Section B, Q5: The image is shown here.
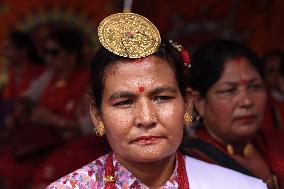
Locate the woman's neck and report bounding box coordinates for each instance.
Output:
[205,126,250,152]
[115,153,176,188]
[55,66,75,80]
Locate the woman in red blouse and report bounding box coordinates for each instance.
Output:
[0,29,98,189]
[181,40,284,189]
[0,31,44,129]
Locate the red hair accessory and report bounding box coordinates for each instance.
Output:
[169,40,191,68]
[181,48,190,67]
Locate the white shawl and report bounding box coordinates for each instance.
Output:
[185,156,268,189]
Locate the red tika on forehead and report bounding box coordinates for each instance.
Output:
[131,58,144,64]
[234,57,248,84]
[240,79,248,85]
[139,86,144,93]
[234,57,243,64]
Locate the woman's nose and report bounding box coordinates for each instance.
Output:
[134,101,157,128]
[239,89,253,108]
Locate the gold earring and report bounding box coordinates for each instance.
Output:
[184,112,192,126]
[94,121,105,137]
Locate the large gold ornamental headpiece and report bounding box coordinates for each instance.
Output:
[98,13,161,58]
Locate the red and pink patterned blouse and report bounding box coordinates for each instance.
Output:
[47,153,180,189]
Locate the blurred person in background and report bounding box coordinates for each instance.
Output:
[0,30,44,100]
[262,51,284,104]
[261,50,284,130]
[0,28,102,189]
[181,40,284,189]
[260,50,284,160]
[29,28,106,189]
[0,30,44,129]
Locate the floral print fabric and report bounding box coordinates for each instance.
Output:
[47,153,180,189]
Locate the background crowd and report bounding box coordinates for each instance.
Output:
[0,0,283,189]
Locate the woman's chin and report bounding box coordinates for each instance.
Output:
[233,125,259,140]
[119,148,176,164]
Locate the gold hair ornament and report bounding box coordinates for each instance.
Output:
[98,13,161,58]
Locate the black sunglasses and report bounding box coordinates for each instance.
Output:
[43,48,61,57]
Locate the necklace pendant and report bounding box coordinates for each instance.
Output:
[226,143,254,158]
[243,143,254,158]
[226,144,234,156]
[104,175,116,182]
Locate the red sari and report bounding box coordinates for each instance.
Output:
[261,93,284,157]
[39,68,90,118]
[0,68,91,189]
[2,64,44,100]
[30,69,109,188]
[0,64,44,129]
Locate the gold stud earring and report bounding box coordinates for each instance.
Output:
[184,112,192,126]
[94,121,105,137]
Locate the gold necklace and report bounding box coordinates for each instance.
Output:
[226,143,254,158]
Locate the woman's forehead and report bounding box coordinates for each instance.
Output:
[102,56,177,90]
[218,58,261,82]
[105,56,170,75]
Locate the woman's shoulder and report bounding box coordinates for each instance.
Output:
[184,155,267,189]
[46,154,108,188]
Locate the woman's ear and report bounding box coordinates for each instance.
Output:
[194,93,205,118]
[184,88,194,114]
[90,101,102,127]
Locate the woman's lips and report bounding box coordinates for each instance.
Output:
[234,115,256,124]
[132,136,162,144]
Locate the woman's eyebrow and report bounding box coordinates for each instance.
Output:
[219,77,262,87]
[109,86,177,101]
[109,91,135,101]
[149,86,177,96]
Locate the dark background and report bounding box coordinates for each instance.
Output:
[0,0,283,56]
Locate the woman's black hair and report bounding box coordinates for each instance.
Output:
[46,28,83,64]
[8,30,42,64]
[90,37,190,111]
[189,39,262,97]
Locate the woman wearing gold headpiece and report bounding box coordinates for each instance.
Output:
[180,40,283,189]
[47,13,267,189]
